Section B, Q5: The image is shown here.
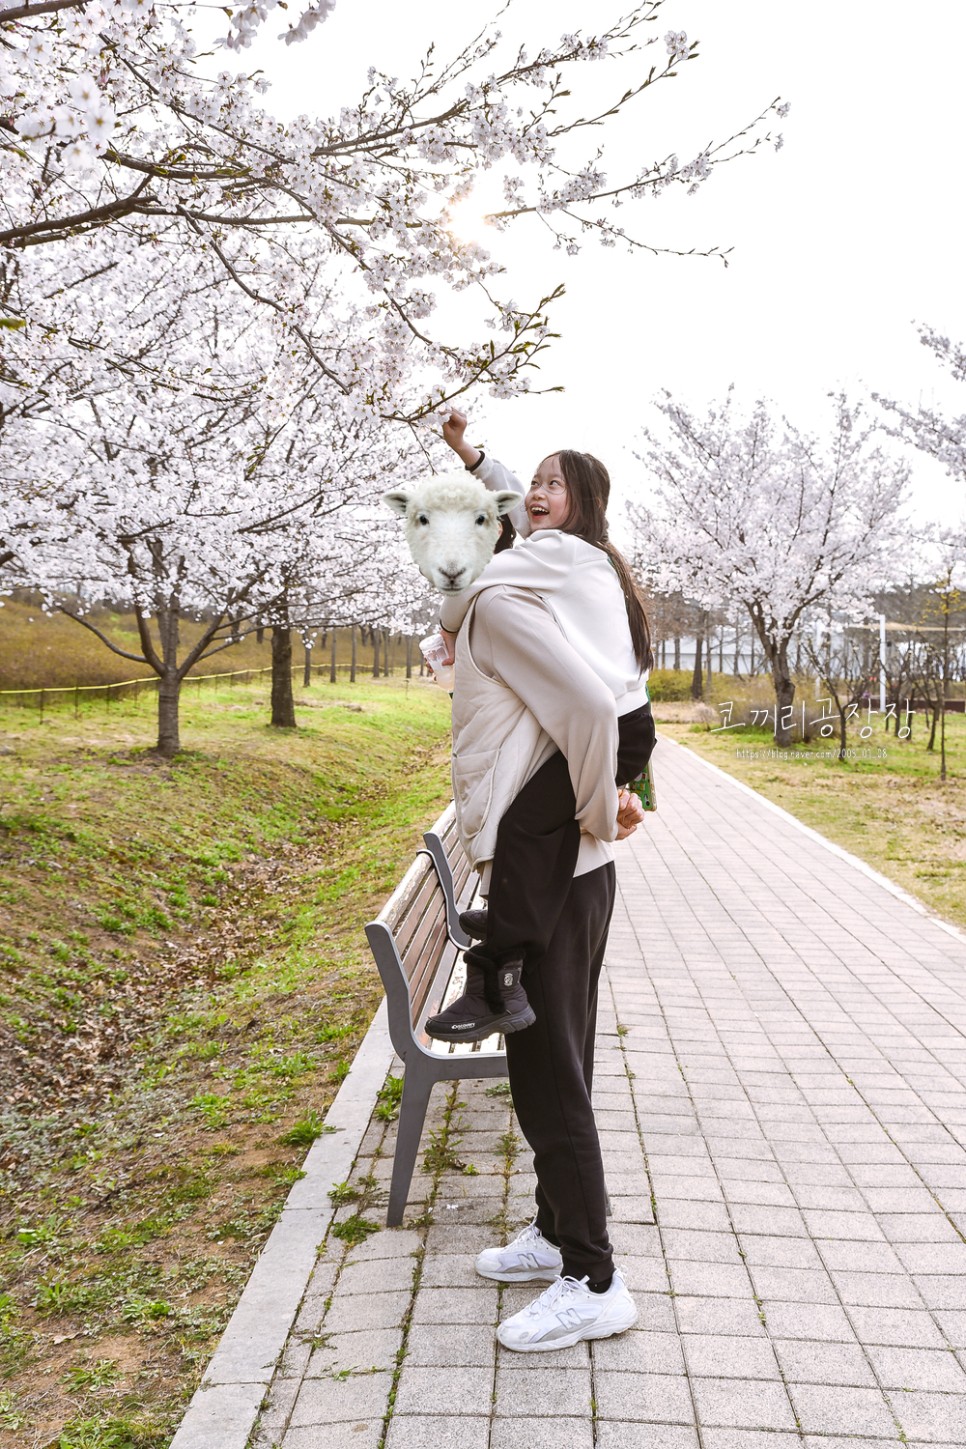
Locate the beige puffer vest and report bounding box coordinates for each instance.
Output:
[450,596,556,871]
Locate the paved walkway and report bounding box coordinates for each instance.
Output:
[175,736,966,1449]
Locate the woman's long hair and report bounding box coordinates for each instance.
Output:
[549,450,653,674]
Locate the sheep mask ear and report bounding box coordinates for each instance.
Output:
[494,491,519,517]
[382,489,412,516]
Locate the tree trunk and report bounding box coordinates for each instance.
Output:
[718,630,724,672]
[271,626,296,728]
[405,635,414,680]
[382,630,391,677]
[372,629,380,678]
[303,642,312,688]
[768,642,796,746]
[330,627,338,684]
[705,629,713,691]
[156,673,182,758]
[350,626,357,683]
[673,636,681,670]
[838,704,848,762]
[690,634,704,700]
[749,634,756,674]
[927,707,938,752]
[256,626,264,645]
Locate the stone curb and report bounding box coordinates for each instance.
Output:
[168,998,395,1449]
[669,734,966,948]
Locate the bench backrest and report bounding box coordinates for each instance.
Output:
[365,849,460,1061]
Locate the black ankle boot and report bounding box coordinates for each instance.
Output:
[458,906,488,940]
[425,956,535,1043]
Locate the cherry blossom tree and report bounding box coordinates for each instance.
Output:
[630,392,909,744]
[2,1,789,420]
[876,327,966,489]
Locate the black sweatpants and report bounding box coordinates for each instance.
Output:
[504,861,617,1282]
[470,704,655,972]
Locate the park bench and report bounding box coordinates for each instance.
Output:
[364,803,508,1226]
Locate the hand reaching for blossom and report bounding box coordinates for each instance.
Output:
[442,409,482,470]
[615,787,646,840]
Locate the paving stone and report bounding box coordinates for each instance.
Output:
[702,1434,801,1449]
[788,1382,899,1437]
[409,1287,498,1325]
[339,1256,417,1295]
[592,1370,695,1424]
[740,1234,823,1269]
[890,1390,966,1443]
[384,1416,490,1449]
[305,1327,402,1375]
[493,1364,592,1416]
[654,1200,733,1232]
[668,1261,752,1298]
[280,1423,383,1449]
[392,1365,492,1417]
[773,1337,877,1386]
[749,1265,837,1304]
[848,1306,948,1348]
[867,1344,966,1392]
[289,1371,392,1427]
[592,1328,685,1374]
[662,1229,744,1264]
[816,1238,905,1273]
[320,1290,410,1335]
[403,1323,496,1368]
[830,1270,926,1308]
[760,1299,857,1342]
[675,1296,768,1337]
[691,1377,797,1431]
[682,1335,781,1380]
[594,1427,699,1449]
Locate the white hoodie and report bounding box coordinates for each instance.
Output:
[440,455,650,717]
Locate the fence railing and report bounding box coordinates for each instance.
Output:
[0,661,424,713]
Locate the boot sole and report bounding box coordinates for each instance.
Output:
[425,1005,536,1044]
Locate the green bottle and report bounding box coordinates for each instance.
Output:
[628,760,657,812]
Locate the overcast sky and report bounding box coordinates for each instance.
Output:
[230,0,964,531]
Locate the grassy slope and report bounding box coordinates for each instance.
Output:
[0,598,416,690]
[0,679,452,1449]
[657,709,966,932]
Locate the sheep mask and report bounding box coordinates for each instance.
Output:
[383,471,519,595]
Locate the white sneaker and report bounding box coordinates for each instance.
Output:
[496,1270,638,1352]
[475,1221,562,1283]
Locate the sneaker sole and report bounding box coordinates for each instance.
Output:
[475,1263,561,1284]
[496,1301,639,1352]
[425,1005,536,1044]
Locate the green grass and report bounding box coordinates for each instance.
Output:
[659,707,966,930]
[0,678,452,1449]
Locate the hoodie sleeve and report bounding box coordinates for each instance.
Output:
[439,529,575,633]
[470,585,619,844]
[472,455,532,538]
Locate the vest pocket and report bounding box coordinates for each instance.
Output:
[452,746,496,850]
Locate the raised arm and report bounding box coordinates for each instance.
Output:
[441,409,531,537]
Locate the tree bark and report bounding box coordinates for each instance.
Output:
[156,673,182,757]
[673,636,681,670]
[330,627,338,684]
[350,626,357,683]
[271,626,296,728]
[303,641,312,688]
[372,629,380,678]
[405,634,414,679]
[690,634,704,700]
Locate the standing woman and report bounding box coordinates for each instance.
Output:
[443,422,645,1350]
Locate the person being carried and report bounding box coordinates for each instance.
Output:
[425,410,656,1044]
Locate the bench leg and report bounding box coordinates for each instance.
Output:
[386,1068,434,1227]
